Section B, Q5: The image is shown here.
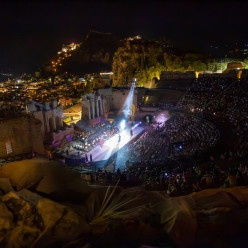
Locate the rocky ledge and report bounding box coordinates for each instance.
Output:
[0,158,248,248]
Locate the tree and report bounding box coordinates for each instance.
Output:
[216,62,227,71]
[192,60,207,72]
[112,46,135,86]
[243,58,248,69]
[206,60,228,72]
[163,53,184,72]
[183,53,201,70]
[207,61,217,71]
[113,41,210,87]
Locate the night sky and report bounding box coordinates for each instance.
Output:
[0,0,247,75]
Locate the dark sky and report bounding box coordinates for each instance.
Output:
[0,0,247,75]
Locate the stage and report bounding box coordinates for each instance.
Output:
[91,125,144,162]
[62,125,144,163]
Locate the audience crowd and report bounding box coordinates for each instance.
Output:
[61,121,120,154]
[177,77,233,111]
[177,77,248,161]
[107,112,219,164]
[207,79,248,159]
[83,154,248,196]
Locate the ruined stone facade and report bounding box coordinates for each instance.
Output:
[0,115,44,158]
[81,87,147,122]
[160,71,195,80]
[81,88,112,121]
[26,100,64,140]
[111,88,138,113]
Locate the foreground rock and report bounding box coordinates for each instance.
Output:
[0,189,91,248]
[0,158,92,202]
[0,159,248,247]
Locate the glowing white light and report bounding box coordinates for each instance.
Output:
[104,137,118,149]
[132,122,141,129]
[155,111,169,124]
[100,72,113,75]
[120,120,126,130]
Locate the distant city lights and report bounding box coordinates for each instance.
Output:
[127,35,142,41]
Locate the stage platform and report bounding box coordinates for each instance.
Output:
[62,125,144,163]
[90,126,144,162]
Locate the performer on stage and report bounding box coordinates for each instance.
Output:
[130,128,133,136]
[118,134,121,143]
[99,140,103,148]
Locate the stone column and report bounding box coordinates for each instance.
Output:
[82,100,91,120]
[52,117,56,131]
[99,97,103,116]
[96,99,99,117]
[102,98,105,117]
[43,111,49,134]
[91,99,95,119]
[60,117,63,128]
[88,101,91,120]
[58,107,63,128]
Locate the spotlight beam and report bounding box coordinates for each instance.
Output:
[122,83,135,119]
